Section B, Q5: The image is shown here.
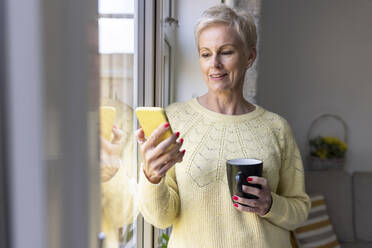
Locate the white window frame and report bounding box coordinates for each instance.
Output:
[137,0,177,247]
[136,0,156,247]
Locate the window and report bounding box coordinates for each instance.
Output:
[98,1,175,247]
[153,0,177,247]
[98,1,138,247]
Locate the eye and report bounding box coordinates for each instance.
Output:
[221,50,233,55]
[200,53,210,58]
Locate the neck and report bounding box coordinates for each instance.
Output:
[197,91,255,115]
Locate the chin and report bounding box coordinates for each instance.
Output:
[207,81,228,90]
[209,86,235,95]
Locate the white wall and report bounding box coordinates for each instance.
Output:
[173,0,219,102]
[257,0,372,172]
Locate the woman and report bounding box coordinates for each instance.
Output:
[136,4,310,247]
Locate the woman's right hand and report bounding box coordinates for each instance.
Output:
[100,125,124,183]
[135,122,185,184]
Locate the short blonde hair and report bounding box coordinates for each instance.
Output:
[194,4,257,53]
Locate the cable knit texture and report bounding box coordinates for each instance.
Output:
[138,98,310,248]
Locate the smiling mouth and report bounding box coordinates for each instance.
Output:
[210,73,228,79]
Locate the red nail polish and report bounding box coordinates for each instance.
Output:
[232,196,239,201]
[247,177,253,182]
[175,132,180,137]
[164,123,170,128]
[233,203,238,208]
[182,149,186,154]
[180,138,184,144]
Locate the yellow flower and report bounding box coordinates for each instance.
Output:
[316,149,328,159]
[322,137,347,149]
[322,136,341,145]
[310,136,347,159]
[340,142,347,152]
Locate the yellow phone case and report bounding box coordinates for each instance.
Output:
[100,106,116,141]
[135,107,173,144]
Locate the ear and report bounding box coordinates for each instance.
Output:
[245,47,257,69]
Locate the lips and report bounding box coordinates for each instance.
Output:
[209,73,228,79]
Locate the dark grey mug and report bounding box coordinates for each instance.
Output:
[226,158,263,202]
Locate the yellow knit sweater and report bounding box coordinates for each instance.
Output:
[138,98,310,248]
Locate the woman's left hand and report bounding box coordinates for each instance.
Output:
[232,176,273,216]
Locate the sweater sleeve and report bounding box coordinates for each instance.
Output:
[262,120,311,230]
[137,165,180,229]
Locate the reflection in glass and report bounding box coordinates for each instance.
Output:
[98,0,137,247]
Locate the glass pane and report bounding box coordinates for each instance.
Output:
[99,0,134,14]
[98,1,138,247]
[99,18,134,54]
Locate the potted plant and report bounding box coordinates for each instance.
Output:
[308,136,347,170]
[307,114,348,170]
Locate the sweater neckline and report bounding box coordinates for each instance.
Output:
[188,98,265,123]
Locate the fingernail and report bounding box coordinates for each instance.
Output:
[139,125,142,129]
[175,132,180,137]
[233,203,239,208]
[164,122,170,128]
[113,124,117,128]
[180,138,184,144]
[232,196,239,201]
[247,177,253,182]
[182,149,186,155]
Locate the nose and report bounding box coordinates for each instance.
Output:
[212,54,222,68]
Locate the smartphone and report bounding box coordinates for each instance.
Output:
[100,106,116,141]
[135,107,173,144]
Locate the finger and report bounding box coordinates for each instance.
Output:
[143,134,179,166]
[153,137,182,165]
[149,145,181,174]
[242,185,261,198]
[151,131,179,158]
[232,195,259,208]
[100,136,113,153]
[157,160,175,177]
[135,127,146,145]
[144,122,171,149]
[146,149,185,183]
[112,126,124,144]
[233,202,257,213]
[100,157,120,182]
[178,149,186,162]
[157,150,185,176]
[246,176,268,187]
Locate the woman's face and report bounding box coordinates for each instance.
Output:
[198,23,255,95]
